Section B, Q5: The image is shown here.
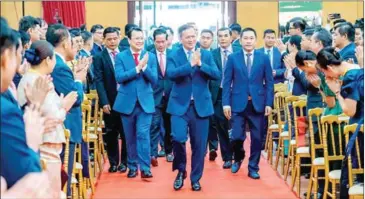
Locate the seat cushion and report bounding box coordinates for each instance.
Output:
[89,126,102,132]
[290,140,296,145]
[88,133,98,140]
[349,183,364,195]
[71,176,78,184]
[296,147,309,154]
[75,162,83,170]
[269,124,284,130]
[313,157,324,165]
[329,170,341,179]
[280,131,289,137]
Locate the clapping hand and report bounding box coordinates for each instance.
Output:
[356,46,364,68]
[24,76,52,106]
[275,39,286,53]
[283,53,296,70]
[23,103,45,152]
[137,53,149,72]
[190,48,202,67]
[306,74,321,88]
[325,78,342,94]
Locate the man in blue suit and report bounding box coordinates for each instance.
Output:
[113,27,158,179]
[47,24,87,197]
[333,22,358,63]
[208,27,240,168]
[257,29,286,83]
[90,24,104,56]
[223,27,274,180]
[166,24,220,191]
[149,28,174,165]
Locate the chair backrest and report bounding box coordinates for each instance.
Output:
[292,100,307,146]
[274,83,288,93]
[63,128,70,193]
[274,91,291,126]
[285,95,299,139]
[81,101,92,142]
[40,159,47,171]
[321,115,349,172]
[308,108,324,160]
[85,92,99,124]
[344,124,364,187]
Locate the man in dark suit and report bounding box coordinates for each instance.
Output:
[149,28,174,165]
[257,29,286,83]
[223,27,274,180]
[90,24,104,56]
[47,24,87,197]
[119,24,138,52]
[113,27,158,179]
[208,27,240,166]
[199,29,214,51]
[229,23,242,48]
[93,27,128,173]
[166,24,220,191]
[333,22,358,63]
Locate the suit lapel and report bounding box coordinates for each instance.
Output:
[238,50,248,78]
[102,49,115,73]
[124,49,138,70]
[250,50,260,79]
[216,48,223,71]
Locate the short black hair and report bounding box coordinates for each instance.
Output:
[229,23,242,33]
[290,20,306,32]
[150,25,157,30]
[166,27,174,35]
[125,24,138,35]
[303,28,315,37]
[103,27,119,38]
[334,22,355,42]
[80,24,87,32]
[90,24,104,33]
[19,30,30,47]
[81,31,93,43]
[69,28,81,37]
[240,27,257,38]
[46,24,70,47]
[114,27,121,31]
[263,29,276,38]
[317,47,342,70]
[217,27,232,36]
[295,50,316,66]
[36,18,47,27]
[201,29,213,37]
[333,19,347,27]
[19,16,40,32]
[24,40,54,66]
[289,35,302,50]
[127,27,143,39]
[178,24,194,37]
[153,28,168,40]
[313,28,333,48]
[1,18,20,54]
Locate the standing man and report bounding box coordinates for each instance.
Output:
[166,24,220,191]
[90,24,104,56]
[200,29,214,51]
[119,24,139,52]
[93,27,128,173]
[150,28,174,165]
[113,27,157,179]
[209,27,240,166]
[229,23,242,48]
[222,27,274,179]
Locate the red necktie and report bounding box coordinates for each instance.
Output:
[133,53,139,66]
[159,52,165,76]
[111,51,117,59]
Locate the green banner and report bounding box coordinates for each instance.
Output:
[279,1,322,12]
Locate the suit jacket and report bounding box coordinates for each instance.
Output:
[339,42,358,64]
[232,39,242,48]
[0,92,41,188]
[166,47,220,117]
[151,48,173,108]
[209,46,241,104]
[93,49,119,107]
[113,50,158,114]
[51,54,84,143]
[78,49,95,93]
[118,38,130,52]
[91,43,104,56]
[222,50,274,113]
[257,47,286,83]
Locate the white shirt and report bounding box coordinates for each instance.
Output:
[220,45,233,68]
[264,47,274,68]
[242,49,255,67]
[107,48,120,66]
[183,47,195,100]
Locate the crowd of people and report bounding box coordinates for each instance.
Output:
[0,13,363,198]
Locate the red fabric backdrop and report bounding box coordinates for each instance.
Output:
[42,1,85,28]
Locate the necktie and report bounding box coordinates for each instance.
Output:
[133,53,139,66]
[246,53,252,76]
[159,52,165,76]
[111,51,117,59]
[187,51,193,62]
[221,50,228,87]
[267,49,272,67]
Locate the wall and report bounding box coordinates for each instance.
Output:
[85,2,127,33]
[237,2,279,48]
[322,0,364,25]
[1,2,23,29]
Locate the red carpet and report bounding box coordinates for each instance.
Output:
[94,138,296,199]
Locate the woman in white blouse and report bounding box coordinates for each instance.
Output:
[17,40,77,198]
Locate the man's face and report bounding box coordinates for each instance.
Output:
[154,34,167,52]
[200,32,213,49]
[289,23,300,36]
[310,34,323,55]
[264,33,276,48]
[217,29,232,48]
[299,60,317,74]
[301,35,311,51]
[355,28,363,46]
[180,27,197,50]
[166,30,174,48]
[29,24,41,42]
[333,28,347,48]
[63,33,75,61]
[128,30,144,51]
[1,46,17,92]
[104,32,120,50]
[40,23,48,40]
[241,31,256,52]
[74,36,84,51]
[93,28,104,44]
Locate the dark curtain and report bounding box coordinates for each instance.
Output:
[42,1,85,28]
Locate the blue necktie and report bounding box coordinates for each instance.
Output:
[246,53,252,76]
[187,51,193,62]
[267,49,272,68]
